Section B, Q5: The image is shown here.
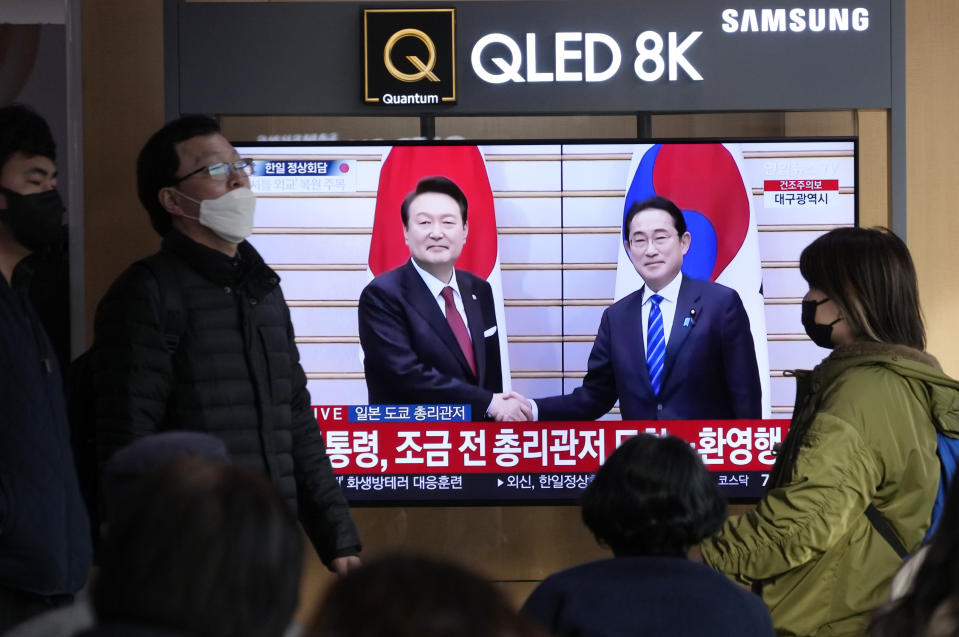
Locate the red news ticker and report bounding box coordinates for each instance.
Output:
[312,407,788,475]
[764,179,839,192]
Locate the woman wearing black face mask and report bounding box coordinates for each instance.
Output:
[699,227,959,637]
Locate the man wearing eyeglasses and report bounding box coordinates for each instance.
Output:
[522,195,762,421]
[90,115,361,575]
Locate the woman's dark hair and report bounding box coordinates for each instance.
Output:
[93,457,303,637]
[799,226,925,349]
[308,553,546,637]
[581,433,726,556]
[136,114,221,236]
[868,477,959,637]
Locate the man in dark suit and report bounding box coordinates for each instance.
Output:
[358,176,526,421]
[528,195,762,421]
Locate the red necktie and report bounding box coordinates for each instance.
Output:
[441,286,476,376]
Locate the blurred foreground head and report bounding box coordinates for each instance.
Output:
[582,433,727,556]
[869,477,959,637]
[100,431,229,523]
[93,457,303,637]
[308,553,546,637]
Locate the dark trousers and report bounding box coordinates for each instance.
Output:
[0,585,72,634]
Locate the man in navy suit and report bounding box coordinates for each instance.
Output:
[528,195,762,421]
[358,176,527,421]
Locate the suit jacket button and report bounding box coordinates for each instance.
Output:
[249,298,258,306]
[224,286,232,294]
[657,403,663,411]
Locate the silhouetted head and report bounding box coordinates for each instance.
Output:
[94,457,302,637]
[308,553,545,637]
[582,433,726,556]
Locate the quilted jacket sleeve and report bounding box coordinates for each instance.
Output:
[92,265,173,468]
[700,412,881,584]
[284,302,361,566]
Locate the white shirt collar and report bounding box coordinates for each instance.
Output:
[410,258,462,300]
[643,271,683,305]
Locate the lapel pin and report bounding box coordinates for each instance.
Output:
[472,294,477,300]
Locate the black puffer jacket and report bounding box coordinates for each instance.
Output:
[92,231,359,564]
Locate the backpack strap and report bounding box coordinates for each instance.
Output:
[865,503,909,560]
[135,253,187,353]
[927,431,959,541]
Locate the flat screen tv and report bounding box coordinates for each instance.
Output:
[234,138,856,504]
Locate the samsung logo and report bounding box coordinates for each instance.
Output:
[721,8,870,33]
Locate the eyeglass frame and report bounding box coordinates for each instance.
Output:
[627,232,677,250]
[173,158,254,184]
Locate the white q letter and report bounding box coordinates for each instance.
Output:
[471,33,525,84]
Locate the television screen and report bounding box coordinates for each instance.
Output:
[234,138,856,504]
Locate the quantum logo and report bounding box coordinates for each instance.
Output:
[363,9,456,105]
[384,28,439,82]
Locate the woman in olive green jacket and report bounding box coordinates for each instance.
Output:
[700,227,959,637]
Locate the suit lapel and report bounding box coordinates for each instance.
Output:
[662,277,703,387]
[632,286,653,391]
[402,262,475,377]
[457,271,486,383]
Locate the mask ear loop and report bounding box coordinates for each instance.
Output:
[163,188,202,222]
[171,188,202,206]
[813,297,843,327]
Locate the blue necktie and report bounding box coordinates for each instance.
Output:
[646,294,665,395]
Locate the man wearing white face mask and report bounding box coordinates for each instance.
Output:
[89,115,361,576]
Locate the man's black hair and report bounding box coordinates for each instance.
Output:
[136,114,221,236]
[0,104,56,172]
[400,175,469,227]
[623,195,687,243]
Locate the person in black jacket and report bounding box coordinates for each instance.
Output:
[521,434,773,637]
[91,114,360,573]
[0,104,92,632]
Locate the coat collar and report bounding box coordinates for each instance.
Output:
[161,231,279,298]
[824,341,941,370]
[659,277,703,388]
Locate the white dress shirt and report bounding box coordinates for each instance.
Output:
[642,271,684,350]
[409,258,471,339]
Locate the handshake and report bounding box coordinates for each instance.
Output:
[488,391,534,421]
